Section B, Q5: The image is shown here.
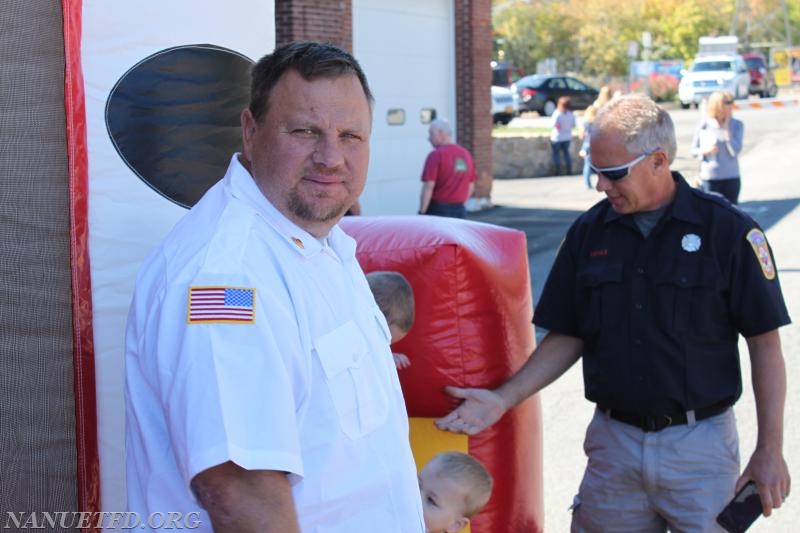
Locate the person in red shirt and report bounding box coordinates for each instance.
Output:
[418,119,477,218]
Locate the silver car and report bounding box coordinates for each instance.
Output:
[491,85,519,125]
[678,54,750,108]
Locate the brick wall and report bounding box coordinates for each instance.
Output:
[455,0,493,190]
[275,0,353,51]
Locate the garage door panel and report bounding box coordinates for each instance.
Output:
[354,0,453,215]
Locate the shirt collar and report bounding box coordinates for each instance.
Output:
[603,171,703,226]
[224,153,356,261]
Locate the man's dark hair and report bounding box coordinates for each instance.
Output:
[249,41,374,122]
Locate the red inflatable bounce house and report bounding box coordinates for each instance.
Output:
[340,215,544,533]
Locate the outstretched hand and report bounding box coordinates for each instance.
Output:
[434,386,508,435]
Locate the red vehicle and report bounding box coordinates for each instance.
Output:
[491,61,525,87]
[742,52,778,98]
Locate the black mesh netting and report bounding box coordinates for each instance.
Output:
[0,0,79,528]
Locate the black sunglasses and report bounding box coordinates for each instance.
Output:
[590,148,659,181]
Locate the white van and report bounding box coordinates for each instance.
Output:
[678,54,750,108]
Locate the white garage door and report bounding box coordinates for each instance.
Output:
[353,0,455,215]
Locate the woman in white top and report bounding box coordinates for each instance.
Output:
[550,96,576,175]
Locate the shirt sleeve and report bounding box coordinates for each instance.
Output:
[728,119,744,155]
[728,225,791,337]
[421,150,439,182]
[160,273,304,486]
[533,224,580,336]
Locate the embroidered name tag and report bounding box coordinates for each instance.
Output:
[745,229,776,280]
[187,286,256,324]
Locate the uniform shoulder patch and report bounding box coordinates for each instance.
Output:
[187,286,256,324]
[745,229,776,280]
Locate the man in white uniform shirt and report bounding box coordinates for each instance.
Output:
[124,41,425,533]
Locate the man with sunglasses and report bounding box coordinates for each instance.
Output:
[436,94,790,531]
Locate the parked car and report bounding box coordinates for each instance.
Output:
[511,74,598,117]
[491,85,519,125]
[678,54,750,108]
[742,52,778,98]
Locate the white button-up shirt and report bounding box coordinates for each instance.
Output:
[125,154,425,532]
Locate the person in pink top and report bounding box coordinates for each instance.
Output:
[418,118,477,218]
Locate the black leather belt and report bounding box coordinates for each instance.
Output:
[598,402,730,432]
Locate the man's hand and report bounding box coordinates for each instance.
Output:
[392,352,411,369]
[434,386,508,435]
[738,447,791,517]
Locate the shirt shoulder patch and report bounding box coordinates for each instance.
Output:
[745,229,776,280]
[187,286,256,324]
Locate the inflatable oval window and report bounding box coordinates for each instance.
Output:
[106,44,253,209]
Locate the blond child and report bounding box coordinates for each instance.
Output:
[366,270,415,368]
[418,452,493,533]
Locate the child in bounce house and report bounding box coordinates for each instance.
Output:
[418,452,493,533]
[366,270,415,369]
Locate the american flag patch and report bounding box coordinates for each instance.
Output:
[187,287,256,324]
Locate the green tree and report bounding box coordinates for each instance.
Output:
[645,0,732,61]
[492,0,800,77]
[493,1,580,74]
[572,0,644,76]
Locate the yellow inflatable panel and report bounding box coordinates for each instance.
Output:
[409,417,469,471]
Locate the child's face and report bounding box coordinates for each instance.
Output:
[418,461,469,533]
[389,324,409,344]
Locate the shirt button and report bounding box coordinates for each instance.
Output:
[634,303,643,310]
[636,267,644,274]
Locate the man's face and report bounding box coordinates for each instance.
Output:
[241,69,372,237]
[590,129,663,214]
[419,460,469,533]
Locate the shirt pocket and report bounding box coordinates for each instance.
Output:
[576,263,624,335]
[654,258,719,335]
[313,320,389,440]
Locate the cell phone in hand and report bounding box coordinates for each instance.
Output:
[716,481,763,533]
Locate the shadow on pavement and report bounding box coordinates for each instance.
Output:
[739,198,800,232]
[468,205,584,257]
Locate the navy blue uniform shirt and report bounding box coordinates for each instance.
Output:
[534,172,791,415]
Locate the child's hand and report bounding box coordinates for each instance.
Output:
[392,352,411,369]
